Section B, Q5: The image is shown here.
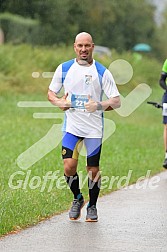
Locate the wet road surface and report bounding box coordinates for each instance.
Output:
[0,171,167,252]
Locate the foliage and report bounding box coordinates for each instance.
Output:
[0,0,160,55]
[153,5,167,60]
[0,44,161,95]
[0,12,40,44]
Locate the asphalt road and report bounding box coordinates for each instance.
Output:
[0,171,167,252]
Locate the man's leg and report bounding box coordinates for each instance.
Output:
[86,166,101,222]
[163,123,167,168]
[87,166,101,208]
[84,138,102,222]
[62,132,84,220]
[162,93,167,168]
[164,124,167,151]
[64,158,82,200]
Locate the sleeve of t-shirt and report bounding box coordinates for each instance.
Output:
[49,64,63,93]
[162,59,167,73]
[102,69,120,98]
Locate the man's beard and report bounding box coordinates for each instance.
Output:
[77,57,93,66]
[77,59,89,65]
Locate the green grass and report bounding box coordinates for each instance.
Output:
[0,44,165,236]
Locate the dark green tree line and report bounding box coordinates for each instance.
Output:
[0,0,162,54]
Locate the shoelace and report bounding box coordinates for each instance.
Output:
[71,200,81,211]
[88,205,96,213]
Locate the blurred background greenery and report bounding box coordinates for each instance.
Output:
[0,0,167,236]
[0,0,167,59]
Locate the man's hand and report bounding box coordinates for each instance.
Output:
[84,95,98,112]
[59,93,71,111]
[48,90,71,111]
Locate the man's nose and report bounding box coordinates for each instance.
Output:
[81,45,86,51]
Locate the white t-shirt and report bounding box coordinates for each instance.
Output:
[49,59,119,138]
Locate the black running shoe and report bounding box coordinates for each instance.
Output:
[163,158,167,169]
[69,198,84,220]
[86,205,98,222]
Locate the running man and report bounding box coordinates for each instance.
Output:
[159,59,167,168]
[48,32,121,221]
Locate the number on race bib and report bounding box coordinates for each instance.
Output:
[76,100,83,107]
[71,94,88,109]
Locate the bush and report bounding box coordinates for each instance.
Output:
[0,12,40,44]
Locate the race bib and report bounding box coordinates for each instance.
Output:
[163,103,167,116]
[71,94,88,109]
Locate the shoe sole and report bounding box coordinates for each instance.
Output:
[69,201,85,221]
[85,218,98,222]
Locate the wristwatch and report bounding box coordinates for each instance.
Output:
[96,102,103,110]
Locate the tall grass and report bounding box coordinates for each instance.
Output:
[0,44,164,236]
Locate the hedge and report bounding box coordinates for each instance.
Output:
[0,12,41,44]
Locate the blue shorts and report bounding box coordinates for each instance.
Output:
[162,92,167,124]
[62,132,102,167]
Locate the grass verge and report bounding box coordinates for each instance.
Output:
[0,44,165,236]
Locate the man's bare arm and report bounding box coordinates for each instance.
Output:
[101,96,121,111]
[47,89,71,111]
[84,95,121,112]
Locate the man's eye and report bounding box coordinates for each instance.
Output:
[77,44,91,49]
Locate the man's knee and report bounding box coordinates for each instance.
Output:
[86,166,101,181]
[64,158,78,176]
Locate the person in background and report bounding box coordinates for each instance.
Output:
[159,59,167,168]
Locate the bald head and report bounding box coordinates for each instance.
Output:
[75,32,93,43]
[74,32,94,65]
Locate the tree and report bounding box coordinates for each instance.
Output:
[87,0,156,51]
[153,5,167,60]
[0,0,37,18]
[0,0,158,52]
